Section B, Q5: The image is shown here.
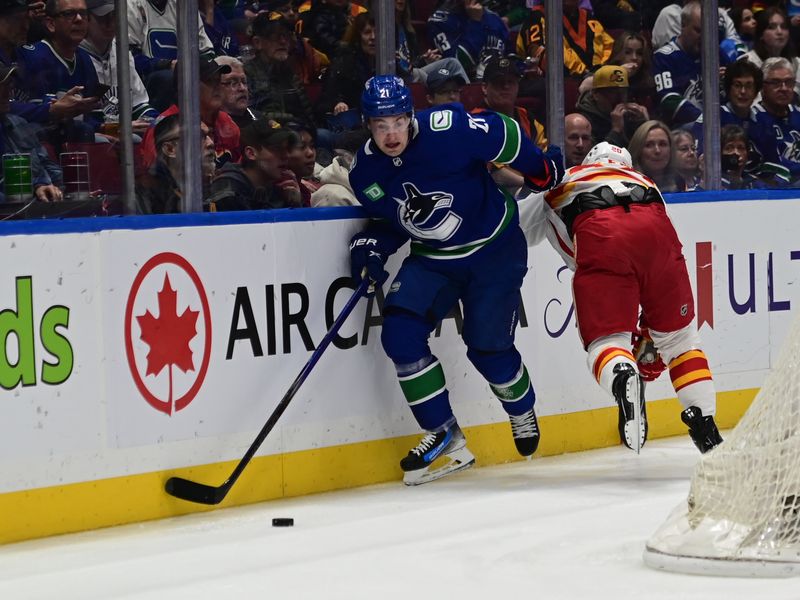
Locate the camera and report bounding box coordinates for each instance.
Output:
[721,153,740,172]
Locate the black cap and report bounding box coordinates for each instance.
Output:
[0,0,28,16]
[86,0,114,16]
[240,119,299,150]
[199,57,232,83]
[426,66,466,93]
[252,13,293,37]
[483,55,523,83]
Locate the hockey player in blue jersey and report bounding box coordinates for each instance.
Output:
[348,75,564,485]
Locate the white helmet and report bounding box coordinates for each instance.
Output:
[582,142,632,168]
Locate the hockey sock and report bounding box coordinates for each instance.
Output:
[489,363,535,416]
[668,350,716,416]
[397,357,455,431]
[590,344,637,397]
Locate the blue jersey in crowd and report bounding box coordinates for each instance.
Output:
[12,41,100,125]
[748,101,800,185]
[652,38,731,126]
[348,103,551,261]
[427,7,507,78]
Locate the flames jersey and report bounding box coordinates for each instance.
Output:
[519,162,661,270]
[348,103,551,262]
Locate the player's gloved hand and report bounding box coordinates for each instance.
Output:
[632,329,666,382]
[526,144,566,192]
[349,232,389,296]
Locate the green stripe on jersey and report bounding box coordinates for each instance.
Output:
[410,192,516,260]
[398,360,447,406]
[490,365,531,402]
[492,113,522,164]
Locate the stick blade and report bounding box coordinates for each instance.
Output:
[165,476,229,505]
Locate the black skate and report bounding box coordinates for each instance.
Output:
[509,408,540,457]
[612,363,647,453]
[400,423,475,486]
[681,406,723,453]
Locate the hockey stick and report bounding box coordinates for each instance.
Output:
[165,279,369,505]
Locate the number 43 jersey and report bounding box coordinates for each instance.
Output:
[348,103,551,262]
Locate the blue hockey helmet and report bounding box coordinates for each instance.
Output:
[361,75,414,120]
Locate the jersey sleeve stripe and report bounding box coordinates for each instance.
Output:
[491,113,522,164]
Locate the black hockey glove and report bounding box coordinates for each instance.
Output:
[527,144,566,192]
[349,232,389,296]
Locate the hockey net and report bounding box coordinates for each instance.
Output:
[643,311,800,577]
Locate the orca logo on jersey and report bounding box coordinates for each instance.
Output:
[395,182,462,241]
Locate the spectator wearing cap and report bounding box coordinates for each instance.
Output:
[246,13,316,126]
[0,63,63,203]
[425,65,466,107]
[216,55,263,129]
[0,0,30,66]
[266,0,329,85]
[79,0,158,138]
[126,0,215,112]
[12,0,104,143]
[199,0,239,58]
[473,55,547,149]
[576,64,648,148]
[472,54,547,194]
[140,57,241,171]
[207,119,302,211]
[136,114,217,213]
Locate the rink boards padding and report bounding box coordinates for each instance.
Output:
[0,193,797,544]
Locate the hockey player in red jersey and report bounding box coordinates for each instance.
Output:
[520,142,723,453]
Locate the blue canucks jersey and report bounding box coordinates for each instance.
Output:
[348,104,550,262]
[691,102,752,154]
[653,39,731,126]
[749,101,800,185]
[427,7,507,78]
[11,41,100,124]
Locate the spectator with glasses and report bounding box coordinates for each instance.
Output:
[216,55,263,129]
[12,0,103,143]
[749,57,800,187]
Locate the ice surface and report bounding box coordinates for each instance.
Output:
[1,437,798,599]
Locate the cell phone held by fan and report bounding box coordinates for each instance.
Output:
[83,83,111,98]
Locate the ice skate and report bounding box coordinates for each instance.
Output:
[612,363,647,453]
[509,408,540,457]
[681,406,723,453]
[400,423,475,486]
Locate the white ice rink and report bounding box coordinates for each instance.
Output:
[2,436,798,600]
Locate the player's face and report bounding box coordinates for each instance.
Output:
[369,114,411,157]
[640,128,670,175]
[762,14,789,55]
[729,76,757,112]
[762,67,795,109]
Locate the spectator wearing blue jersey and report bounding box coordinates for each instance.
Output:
[0,64,63,202]
[720,124,765,190]
[80,0,158,137]
[749,57,800,187]
[744,7,800,98]
[652,1,733,128]
[427,0,507,80]
[0,0,30,66]
[13,0,104,143]
[347,75,564,485]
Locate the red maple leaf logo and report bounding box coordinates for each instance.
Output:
[136,273,199,415]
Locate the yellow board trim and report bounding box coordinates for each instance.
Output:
[0,388,757,545]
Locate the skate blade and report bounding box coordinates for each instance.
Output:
[622,374,647,454]
[403,447,476,486]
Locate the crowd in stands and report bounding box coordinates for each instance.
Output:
[1,0,799,215]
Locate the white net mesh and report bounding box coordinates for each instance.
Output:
[644,311,800,577]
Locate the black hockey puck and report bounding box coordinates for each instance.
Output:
[272,517,294,527]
